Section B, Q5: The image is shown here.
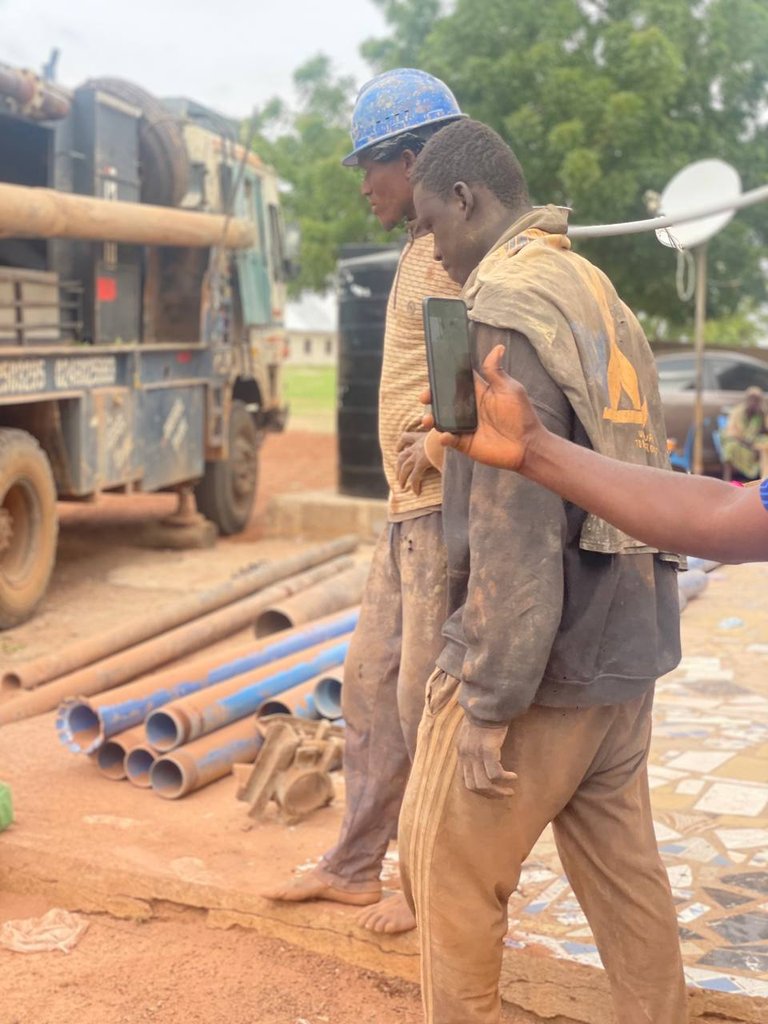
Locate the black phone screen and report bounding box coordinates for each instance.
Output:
[423,297,478,433]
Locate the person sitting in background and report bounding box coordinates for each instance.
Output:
[721,385,768,481]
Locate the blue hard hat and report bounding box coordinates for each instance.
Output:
[342,68,465,167]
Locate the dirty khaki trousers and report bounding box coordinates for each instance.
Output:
[321,513,448,887]
[400,671,689,1024]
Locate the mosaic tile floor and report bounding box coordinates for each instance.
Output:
[503,562,768,1000]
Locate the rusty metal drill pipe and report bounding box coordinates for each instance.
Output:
[313,673,344,720]
[57,607,357,754]
[3,536,358,691]
[150,719,264,799]
[256,675,327,719]
[124,745,159,788]
[2,556,355,730]
[0,181,256,247]
[145,638,349,751]
[253,562,369,638]
[53,600,358,755]
[95,725,148,781]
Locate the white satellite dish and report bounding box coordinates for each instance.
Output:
[656,159,741,249]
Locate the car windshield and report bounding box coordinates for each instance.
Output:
[657,358,696,393]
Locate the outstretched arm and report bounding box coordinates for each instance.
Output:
[433,345,768,564]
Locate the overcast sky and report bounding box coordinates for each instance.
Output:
[1,0,387,117]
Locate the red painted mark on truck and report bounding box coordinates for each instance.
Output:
[97,277,117,302]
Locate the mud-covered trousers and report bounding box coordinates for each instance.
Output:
[400,670,689,1024]
[321,512,448,888]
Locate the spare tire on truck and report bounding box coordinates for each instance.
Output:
[84,77,190,207]
[0,429,58,629]
[194,401,260,536]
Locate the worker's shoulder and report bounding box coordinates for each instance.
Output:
[400,234,462,299]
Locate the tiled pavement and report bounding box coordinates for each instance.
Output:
[500,560,768,999]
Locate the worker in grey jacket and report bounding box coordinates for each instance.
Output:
[399,118,688,1024]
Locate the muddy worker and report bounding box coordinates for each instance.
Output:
[431,343,768,563]
[399,119,688,1024]
[265,69,464,935]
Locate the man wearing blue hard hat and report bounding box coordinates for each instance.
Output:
[265,68,464,935]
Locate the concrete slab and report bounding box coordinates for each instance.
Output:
[1,562,767,1023]
[266,489,388,543]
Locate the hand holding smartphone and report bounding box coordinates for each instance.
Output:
[422,297,478,434]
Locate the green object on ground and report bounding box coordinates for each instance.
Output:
[0,781,13,831]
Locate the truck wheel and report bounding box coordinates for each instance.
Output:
[0,429,58,629]
[84,77,190,207]
[194,401,260,536]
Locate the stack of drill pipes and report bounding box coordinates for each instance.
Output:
[56,607,359,754]
[1,555,355,729]
[151,718,264,800]
[95,725,148,781]
[313,672,344,720]
[124,743,158,788]
[1,535,358,693]
[253,561,370,638]
[255,676,324,719]
[144,637,349,752]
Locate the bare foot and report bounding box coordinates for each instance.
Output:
[262,866,381,907]
[357,892,416,934]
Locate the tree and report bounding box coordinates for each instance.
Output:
[361,0,443,71]
[364,0,768,335]
[250,56,389,295]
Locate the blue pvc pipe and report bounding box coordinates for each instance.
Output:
[57,610,358,754]
[314,676,343,719]
[182,641,349,739]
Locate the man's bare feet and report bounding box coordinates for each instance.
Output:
[356,892,417,934]
[262,865,381,907]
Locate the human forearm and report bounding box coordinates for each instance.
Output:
[520,430,766,562]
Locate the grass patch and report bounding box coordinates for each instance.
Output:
[283,365,337,430]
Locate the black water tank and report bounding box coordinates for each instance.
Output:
[337,247,401,499]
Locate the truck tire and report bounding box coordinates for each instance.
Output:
[0,429,58,629]
[84,77,190,207]
[194,401,260,536]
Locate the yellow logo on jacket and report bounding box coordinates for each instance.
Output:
[603,341,649,426]
[580,262,649,427]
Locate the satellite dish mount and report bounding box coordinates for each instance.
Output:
[656,160,742,475]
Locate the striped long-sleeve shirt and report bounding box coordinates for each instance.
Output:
[379,233,462,520]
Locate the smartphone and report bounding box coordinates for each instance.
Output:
[422,296,478,434]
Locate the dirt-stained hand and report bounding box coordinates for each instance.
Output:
[425,345,547,472]
[396,431,432,495]
[456,716,517,799]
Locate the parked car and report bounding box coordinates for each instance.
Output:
[656,350,768,474]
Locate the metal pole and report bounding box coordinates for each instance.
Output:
[691,244,708,476]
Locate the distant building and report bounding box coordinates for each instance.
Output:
[285,292,338,366]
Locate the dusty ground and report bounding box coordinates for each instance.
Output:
[0,425,545,1024]
[0,892,427,1024]
[0,895,541,1024]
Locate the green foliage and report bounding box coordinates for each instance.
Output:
[363,0,768,329]
[250,56,388,294]
[361,0,443,70]
[253,1,768,329]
